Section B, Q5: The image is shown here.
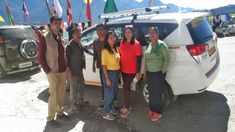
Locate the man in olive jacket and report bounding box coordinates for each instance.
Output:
[66,27,89,113]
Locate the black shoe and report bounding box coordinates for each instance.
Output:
[47,120,60,128]
[57,113,71,121]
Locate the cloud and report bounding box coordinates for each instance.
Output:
[160,0,235,9]
[134,0,144,2]
[104,0,144,2]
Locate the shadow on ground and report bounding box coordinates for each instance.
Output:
[0,68,40,84]
[38,85,136,132]
[37,84,230,132]
[38,88,49,103]
[130,90,230,132]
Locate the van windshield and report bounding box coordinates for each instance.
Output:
[187,17,213,44]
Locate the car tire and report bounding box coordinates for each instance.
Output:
[0,65,6,78]
[139,79,175,108]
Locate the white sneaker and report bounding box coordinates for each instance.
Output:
[102,113,116,121]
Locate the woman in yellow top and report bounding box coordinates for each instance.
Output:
[101,30,120,121]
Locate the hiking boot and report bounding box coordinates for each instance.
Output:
[103,113,116,121]
[57,113,71,121]
[47,120,60,128]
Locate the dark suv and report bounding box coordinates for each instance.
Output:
[0,25,39,77]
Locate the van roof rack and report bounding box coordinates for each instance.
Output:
[99,5,168,24]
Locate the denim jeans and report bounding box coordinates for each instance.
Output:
[102,70,119,113]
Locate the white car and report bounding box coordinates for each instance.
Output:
[80,10,220,105]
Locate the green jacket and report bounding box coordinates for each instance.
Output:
[143,40,170,74]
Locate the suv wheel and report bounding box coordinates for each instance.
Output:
[20,39,38,59]
[0,65,6,78]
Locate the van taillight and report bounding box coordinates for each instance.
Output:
[186,44,207,56]
[0,35,4,45]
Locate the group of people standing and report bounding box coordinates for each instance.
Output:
[38,16,170,127]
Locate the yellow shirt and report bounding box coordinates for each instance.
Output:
[101,49,120,70]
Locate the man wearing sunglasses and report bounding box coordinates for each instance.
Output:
[38,16,70,128]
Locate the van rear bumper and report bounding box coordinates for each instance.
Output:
[206,53,220,78]
[168,56,220,95]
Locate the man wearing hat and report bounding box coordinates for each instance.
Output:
[66,27,89,113]
[38,16,70,127]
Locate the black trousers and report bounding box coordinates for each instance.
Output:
[146,71,166,113]
[99,69,104,100]
[122,72,135,108]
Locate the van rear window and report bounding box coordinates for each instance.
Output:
[187,17,213,44]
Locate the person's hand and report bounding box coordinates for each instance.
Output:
[135,73,141,81]
[106,78,111,88]
[92,65,96,73]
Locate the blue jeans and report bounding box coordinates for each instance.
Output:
[102,70,119,113]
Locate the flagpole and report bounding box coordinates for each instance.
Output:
[78,2,85,22]
[23,0,25,25]
[23,13,26,25]
[45,0,52,17]
[4,0,15,25]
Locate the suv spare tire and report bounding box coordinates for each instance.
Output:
[20,39,38,59]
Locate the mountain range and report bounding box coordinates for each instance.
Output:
[0,0,194,25]
[0,0,234,25]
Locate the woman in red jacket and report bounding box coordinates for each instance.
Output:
[118,25,142,118]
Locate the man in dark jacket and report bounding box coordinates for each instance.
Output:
[92,23,106,109]
[66,27,88,113]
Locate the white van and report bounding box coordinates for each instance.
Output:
[80,10,220,105]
